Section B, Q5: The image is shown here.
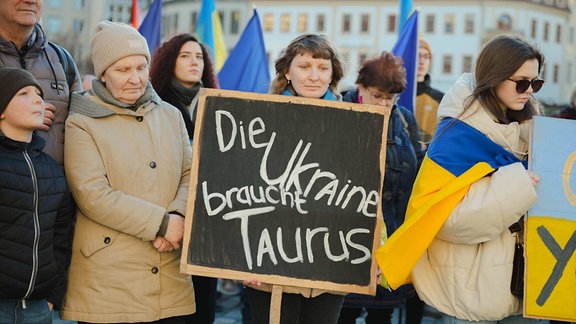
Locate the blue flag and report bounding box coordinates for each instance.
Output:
[392,10,418,113]
[398,0,413,34]
[138,0,162,56]
[218,9,270,93]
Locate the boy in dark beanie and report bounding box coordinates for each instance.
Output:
[0,67,74,324]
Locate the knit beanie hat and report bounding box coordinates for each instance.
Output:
[0,67,43,115]
[91,21,150,78]
[419,39,432,57]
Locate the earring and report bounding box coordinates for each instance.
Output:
[287,79,291,85]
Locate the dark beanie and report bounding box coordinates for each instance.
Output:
[0,67,44,115]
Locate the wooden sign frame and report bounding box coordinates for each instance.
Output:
[181,89,390,296]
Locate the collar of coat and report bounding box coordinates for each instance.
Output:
[70,80,162,118]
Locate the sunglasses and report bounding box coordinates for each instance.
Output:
[507,78,545,94]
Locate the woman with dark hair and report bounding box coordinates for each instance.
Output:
[337,51,425,324]
[149,33,219,324]
[244,33,346,324]
[150,33,219,142]
[378,35,544,324]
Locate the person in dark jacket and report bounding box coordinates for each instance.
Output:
[415,39,444,145]
[149,33,220,324]
[553,87,576,120]
[338,52,425,324]
[0,67,74,324]
[150,33,219,142]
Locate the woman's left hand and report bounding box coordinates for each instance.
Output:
[153,236,174,252]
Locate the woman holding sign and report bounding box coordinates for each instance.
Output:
[376,35,543,323]
[61,21,195,323]
[244,33,346,324]
[337,52,425,324]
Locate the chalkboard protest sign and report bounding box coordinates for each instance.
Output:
[181,89,390,295]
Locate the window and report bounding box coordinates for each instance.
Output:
[442,55,452,74]
[74,0,85,9]
[464,14,474,34]
[444,14,455,34]
[425,14,435,33]
[544,22,549,41]
[556,24,562,43]
[190,12,198,33]
[218,11,225,30]
[531,19,537,38]
[72,19,84,33]
[316,14,325,32]
[298,14,307,33]
[342,14,351,33]
[361,14,370,33]
[497,14,512,31]
[230,11,240,34]
[553,64,559,83]
[45,17,62,34]
[264,13,274,32]
[359,53,368,67]
[387,15,396,33]
[462,55,473,73]
[47,0,62,8]
[281,13,291,33]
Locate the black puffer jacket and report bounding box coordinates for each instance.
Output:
[343,88,425,235]
[0,132,73,308]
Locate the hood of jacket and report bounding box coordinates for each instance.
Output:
[438,73,530,160]
[0,24,47,59]
[70,80,162,118]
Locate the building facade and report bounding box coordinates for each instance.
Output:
[41,0,575,106]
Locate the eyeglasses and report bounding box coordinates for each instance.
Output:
[418,54,431,61]
[507,78,545,94]
[367,91,398,106]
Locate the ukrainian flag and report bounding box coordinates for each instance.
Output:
[197,0,227,71]
[375,117,526,290]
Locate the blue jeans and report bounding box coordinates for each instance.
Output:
[441,313,540,324]
[0,299,52,324]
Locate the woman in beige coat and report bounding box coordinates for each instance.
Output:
[61,21,195,323]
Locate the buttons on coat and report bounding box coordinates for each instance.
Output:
[151,267,159,274]
[136,116,143,122]
[149,161,157,168]
[104,237,111,244]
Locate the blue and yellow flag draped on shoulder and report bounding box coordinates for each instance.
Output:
[375,117,526,290]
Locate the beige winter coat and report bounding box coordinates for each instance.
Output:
[412,73,537,321]
[61,83,195,323]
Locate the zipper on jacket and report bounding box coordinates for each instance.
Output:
[22,151,40,303]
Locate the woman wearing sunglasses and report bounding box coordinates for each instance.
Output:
[395,34,544,323]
